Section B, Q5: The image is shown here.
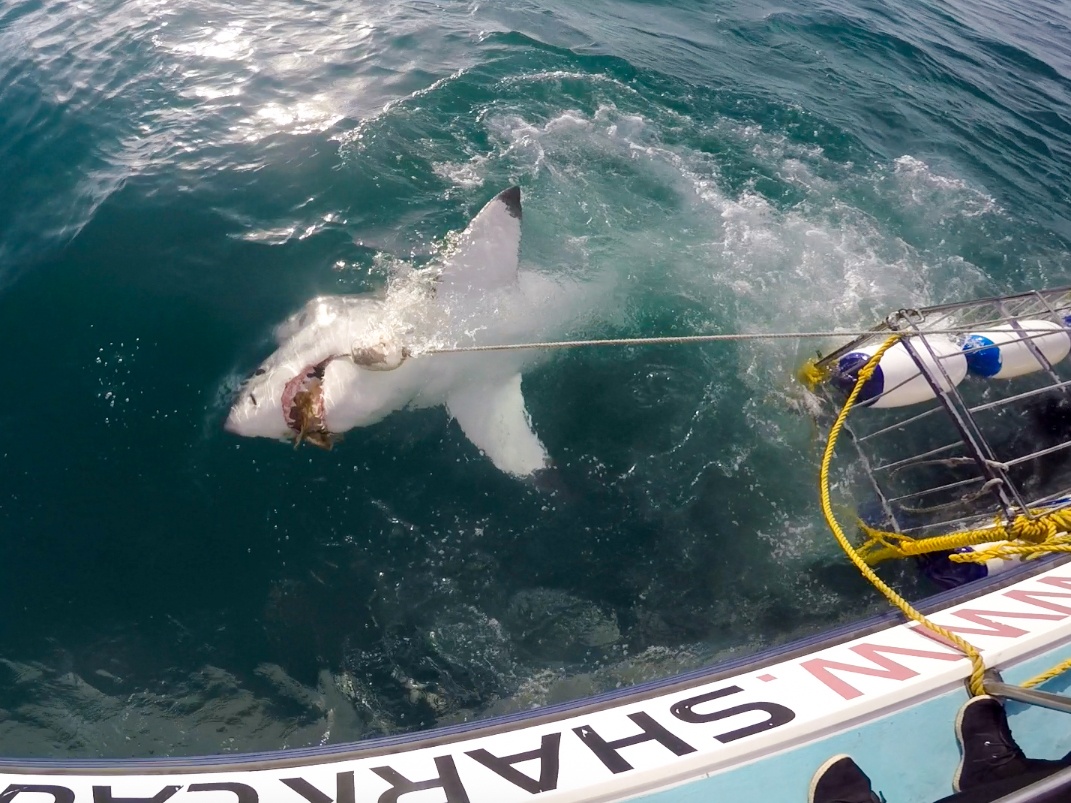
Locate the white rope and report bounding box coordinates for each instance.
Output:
[420,326,1062,355]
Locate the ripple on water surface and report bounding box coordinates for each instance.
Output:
[0,0,1070,758]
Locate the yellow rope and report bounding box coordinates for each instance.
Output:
[857,510,1071,566]
[1010,509,1071,543]
[797,358,829,391]
[857,519,1007,565]
[951,542,1071,562]
[1022,656,1071,689]
[810,335,1071,695]
[990,516,1071,690]
[820,334,988,697]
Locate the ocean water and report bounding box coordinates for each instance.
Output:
[1,0,1070,758]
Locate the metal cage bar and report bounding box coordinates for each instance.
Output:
[814,288,1071,540]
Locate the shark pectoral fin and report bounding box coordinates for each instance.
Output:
[447,373,549,477]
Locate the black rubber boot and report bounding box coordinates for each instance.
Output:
[809,755,883,803]
[953,694,1031,792]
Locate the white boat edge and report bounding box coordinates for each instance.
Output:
[4,557,1071,802]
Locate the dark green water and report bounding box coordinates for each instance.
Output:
[1,0,1070,757]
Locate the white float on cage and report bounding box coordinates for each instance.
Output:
[961,319,1071,379]
[831,336,968,408]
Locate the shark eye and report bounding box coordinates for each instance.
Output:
[254,368,266,376]
[250,393,258,407]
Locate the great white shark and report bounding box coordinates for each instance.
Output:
[225,187,569,478]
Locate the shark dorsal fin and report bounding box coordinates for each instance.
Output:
[438,187,522,295]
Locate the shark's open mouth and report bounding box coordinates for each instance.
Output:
[281,362,333,449]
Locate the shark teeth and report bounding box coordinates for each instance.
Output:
[282,362,332,449]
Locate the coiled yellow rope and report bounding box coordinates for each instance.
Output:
[819,334,988,696]
[858,509,1071,566]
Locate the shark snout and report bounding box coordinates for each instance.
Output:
[224,392,258,435]
[223,406,244,434]
[225,379,294,439]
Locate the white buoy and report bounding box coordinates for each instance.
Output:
[962,320,1071,379]
[832,336,968,408]
[952,542,1021,579]
[925,542,1021,588]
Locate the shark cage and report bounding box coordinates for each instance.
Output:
[808,287,1071,589]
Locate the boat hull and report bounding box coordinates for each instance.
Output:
[4,559,1071,802]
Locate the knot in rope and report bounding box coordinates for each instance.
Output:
[1010,510,1068,544]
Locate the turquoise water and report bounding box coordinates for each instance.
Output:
[1,0,1070,758]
